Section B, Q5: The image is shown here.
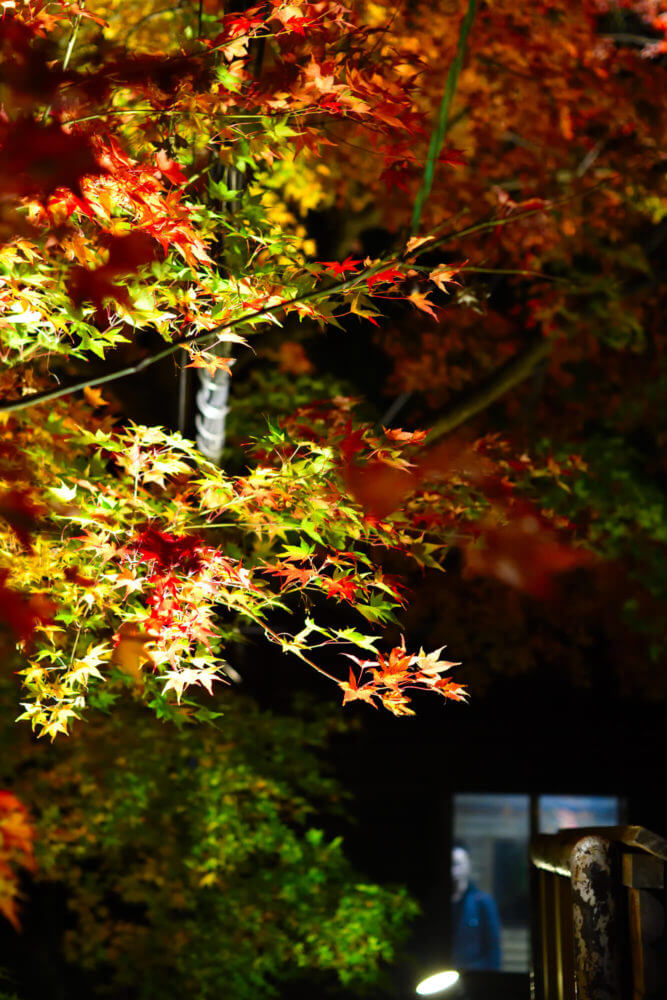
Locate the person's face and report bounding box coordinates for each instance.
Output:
[451,847,471,899]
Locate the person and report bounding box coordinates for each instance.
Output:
[451,840,502,970]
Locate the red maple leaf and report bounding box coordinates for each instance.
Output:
[374,645,414,685]
[383,427,427,445]
[379,161,410,193]
[408,290,439,320]
[133,528,205,573]
[322,575,357,603]
[366,266,404,292]
[155,149,187,186]
[318,256,362,277]
[438,147,466,167]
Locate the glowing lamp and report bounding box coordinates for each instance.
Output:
[415,970,460,995]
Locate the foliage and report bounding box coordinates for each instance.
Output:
[0,0,663,738]
[0,689,417,998]
[0,0,665,948]
[0,792,35,931]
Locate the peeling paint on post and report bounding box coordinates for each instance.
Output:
[570,836,622,1000]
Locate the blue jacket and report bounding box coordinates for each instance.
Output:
[452,883,502,970]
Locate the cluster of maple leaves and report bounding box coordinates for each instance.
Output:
[1,0,662,930]
[332,0,667,407]
[0,0,647,722]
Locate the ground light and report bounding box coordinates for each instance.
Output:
[415,970,460,995]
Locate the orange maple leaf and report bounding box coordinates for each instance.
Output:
[339,667,377,707]
[383,427,427,445]
[185,354,234,377]
[429,260,468,292]
[408,290,439,319]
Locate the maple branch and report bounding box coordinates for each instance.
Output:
[424,335,554,444]
[0,182,606,416]
[0,269,366,414]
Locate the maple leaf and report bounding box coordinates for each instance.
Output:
[318,256,362,277]
[83,386,110,409]
[219,12,265,36]
[155,149,187,185]
[161,663,223,703]
[379,690,415,716]
[112,622,156,684]
[405,235,434,254]
[415,646,461,678]
[379,161,410,193]
[322,575,357,603]
[134,528,205,572]
[338,667,377,707]
[264,562,317,590]
[110,568,145,596]
[185,354,234,377]
[408,290,438,319]
[373,645,415,687]
[438,147,466,167]
[366,266,404,292]
[349,293,381,326]
[429,260,468,292]
[383,427,427,445]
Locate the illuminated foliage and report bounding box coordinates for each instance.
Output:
[0,0,664,752]
[0,0,665,945]
[0,690,417,997]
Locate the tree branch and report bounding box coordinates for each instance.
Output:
[424,335,553,444]
[0,181,604,416]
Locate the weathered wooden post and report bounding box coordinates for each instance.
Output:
[531,826,667,1000]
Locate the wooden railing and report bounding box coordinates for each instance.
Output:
[531,826,667,1000]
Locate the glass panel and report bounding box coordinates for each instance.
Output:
[538,794,620,834]
[452,793,530,972]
